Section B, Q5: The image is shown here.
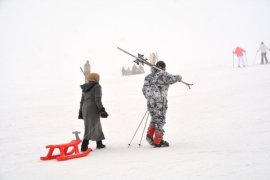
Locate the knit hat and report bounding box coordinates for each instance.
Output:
[156,61,166,69]
[86,73,100,82]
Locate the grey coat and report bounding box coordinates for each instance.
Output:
[79,81,105,141]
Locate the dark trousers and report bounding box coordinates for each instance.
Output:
[261,53,268,64]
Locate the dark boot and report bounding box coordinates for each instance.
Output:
[81,140,89,152]
[146,135,154,145]
[154,140,170,147]
[153,130,169,148]
[96,140,106,149]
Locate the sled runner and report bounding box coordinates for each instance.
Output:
[40,131,92,161]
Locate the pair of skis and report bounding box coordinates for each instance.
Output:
[117,47,193,89]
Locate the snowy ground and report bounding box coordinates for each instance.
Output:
[1,63,270,180]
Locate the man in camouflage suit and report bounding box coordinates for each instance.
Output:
[142,61,182,147]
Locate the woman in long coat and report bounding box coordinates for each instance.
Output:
[78,73,108,151]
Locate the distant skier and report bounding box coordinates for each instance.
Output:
[257,42,269,64]
[149,52,158,72]
[78,73,108,151]
[233,46,246,68]
[142,61,191,147]
[83,60,91,82]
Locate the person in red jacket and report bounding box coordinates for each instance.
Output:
[233,47,246,68]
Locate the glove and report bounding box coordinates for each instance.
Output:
[101,111,109,118]
[78,111,83,119]
[100,108,109,118]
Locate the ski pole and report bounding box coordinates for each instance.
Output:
[80,67,84,75]
[253,52,258,65]
[232,53,235,68]
[128,110,149,147]
[138,112,150,147]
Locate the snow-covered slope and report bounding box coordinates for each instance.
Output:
[1,64,270,180]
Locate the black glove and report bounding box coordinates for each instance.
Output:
[78,111,83,119]
[100,108,109,118]
[101,111,109,118]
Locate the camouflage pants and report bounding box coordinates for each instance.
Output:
[147,98,168,131]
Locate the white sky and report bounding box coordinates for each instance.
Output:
[0,0,270,91]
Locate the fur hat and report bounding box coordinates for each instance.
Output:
[86,73,100,82]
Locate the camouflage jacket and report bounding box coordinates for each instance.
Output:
[142,70,182,100]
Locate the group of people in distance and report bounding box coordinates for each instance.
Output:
[233,42,270,68]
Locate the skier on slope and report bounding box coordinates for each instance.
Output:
[257,42,270,64]
[83,60,91,82]
[233,46,246,68]
[142,61,190,147]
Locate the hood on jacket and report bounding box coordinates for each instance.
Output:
[80,81,98,92]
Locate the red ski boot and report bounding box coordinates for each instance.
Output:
[153,130,169,148]
[146,124,155,145]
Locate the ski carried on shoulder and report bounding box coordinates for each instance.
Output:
[117,47,193,89]
[117,47,163,71]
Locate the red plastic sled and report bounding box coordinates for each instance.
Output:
[40,139,91,161]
